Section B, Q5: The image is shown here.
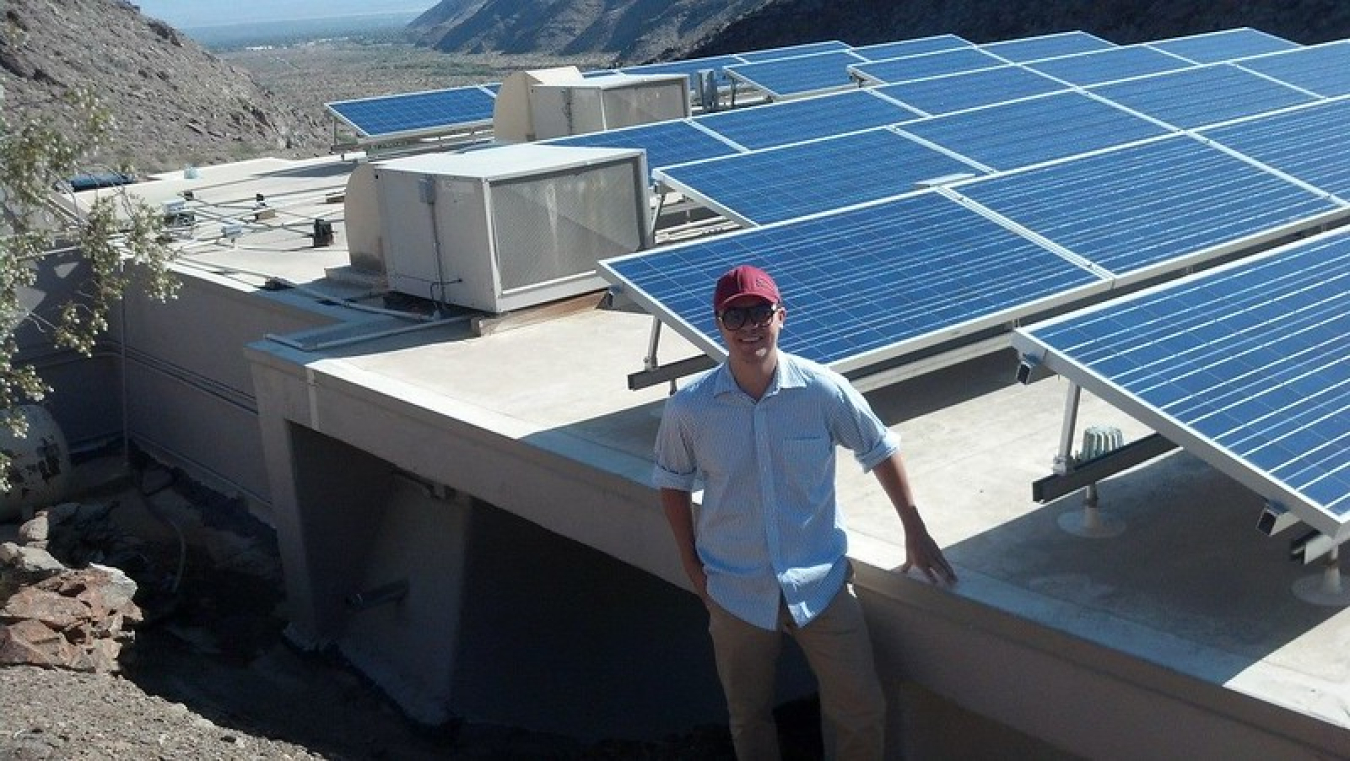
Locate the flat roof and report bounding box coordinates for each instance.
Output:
[124,153,1350,754]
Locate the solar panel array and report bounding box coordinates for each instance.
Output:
[597,28,1350,381]
[1011,229,1350,538]
[326,27,1305,141]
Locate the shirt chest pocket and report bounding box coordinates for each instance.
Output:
[778,436,834,513]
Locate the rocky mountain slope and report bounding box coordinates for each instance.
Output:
[409,0,774,63]
[412,0,1350,64]
[0,0,329,174]
[689,0,1350,56]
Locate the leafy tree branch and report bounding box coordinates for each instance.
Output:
[1,85,178,489]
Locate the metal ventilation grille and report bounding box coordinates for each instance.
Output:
[491,161,644,293]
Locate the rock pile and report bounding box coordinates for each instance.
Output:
[0,503,143,673]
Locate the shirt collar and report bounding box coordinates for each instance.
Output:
[712,352,807,398]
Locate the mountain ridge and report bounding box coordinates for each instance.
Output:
[410,0,1350,64]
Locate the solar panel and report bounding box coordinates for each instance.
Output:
[874,65,1067,116]
[543,120,742,174]
[956,136,1344,279]
[978,30,1116,63]
[655,127,983,225]
[326,86,497,139]
[1147,27,1299,64]
[1235,41,1350,98]
[1012,231,1350,535]
[724,49,869,99]
[1027,45,1195,87]
[897,91,1170,171]
[618,55,745,86]
[1202,98,1350,199]
[848,47,1007,85]
[853,34,972,62]
[600,192,1105,371]
[735,40,853,62]
[695,89,918,150]
[1089,64,1315,130]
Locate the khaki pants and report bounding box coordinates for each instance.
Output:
[707,585,886,761]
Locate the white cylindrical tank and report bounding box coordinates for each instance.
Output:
[0,404,72,523]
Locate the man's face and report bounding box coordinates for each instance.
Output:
[716,295,784,363]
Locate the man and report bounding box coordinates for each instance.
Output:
[653,264,957,760]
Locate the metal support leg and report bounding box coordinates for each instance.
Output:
[1293,545,1350,606]
[1053,382,1081,476]
[1055,382,1125,538]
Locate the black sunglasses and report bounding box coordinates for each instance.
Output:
[718,303,780,330]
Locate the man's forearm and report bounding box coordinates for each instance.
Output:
[660,488,705,591]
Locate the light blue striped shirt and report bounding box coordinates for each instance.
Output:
[653,352,899,630]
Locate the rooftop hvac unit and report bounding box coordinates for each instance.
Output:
[529,74,691,140]
[367,143,651,313]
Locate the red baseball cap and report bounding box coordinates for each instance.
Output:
[713,265,781,312]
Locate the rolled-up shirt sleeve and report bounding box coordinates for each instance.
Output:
[653,401,699,491]
[829,375,900,472]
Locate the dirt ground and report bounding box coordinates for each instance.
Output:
[0,456,760,760]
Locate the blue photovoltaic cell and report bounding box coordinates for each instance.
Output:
[1236,41,1350,98]
[958,136,1341,276]
[1148,27,1299,64]
[735,40,853,62]
[874,65,1066,116]
[1018,233,1350,523]
[656,128,983,225]
[326,86,496,137]
[543,121,741,173]
[849,47,1007,85]
[979,30,1115,63]
[898,91,1169,171]
[725,50,868,98]
[1027,45,1195,87]
[1089,64,1314,130]
[695,90,918,150]
[600,193,1102,370]
[1202,99,1350,199]
[853,35,972,62]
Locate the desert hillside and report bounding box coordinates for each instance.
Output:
[0,0,329,173]
[410,0,1350,63]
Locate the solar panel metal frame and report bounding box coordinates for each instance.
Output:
[895,90,1172,172]
[541,119,745,177]
[1010,229,1350,539]
[873,65,1068,116]
[599,192,1111,374]
[852,34,972,62]
[1200,97,1350,201]
[692,88,920,150]
[653,126,985,226]
[949,134,1349,284]
[1025,44,1197,87]
[847,46,1009,86]
[1146,27,1300,64]
[976,30,1116,63]
[1233,40,1350,98]
[724,49,871,100]
[734,40,854,62]
[325,85,498,140]
[1086,63,1316,131]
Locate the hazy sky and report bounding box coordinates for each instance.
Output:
[134,1,429,27]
